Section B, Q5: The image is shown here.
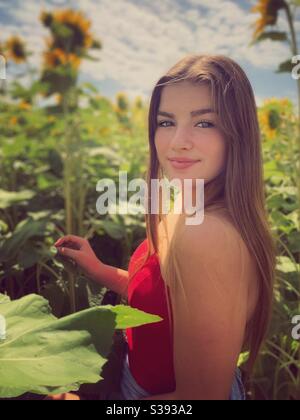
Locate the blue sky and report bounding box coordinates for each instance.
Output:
[0,0,299,108]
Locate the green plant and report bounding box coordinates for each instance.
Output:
[0,293,162,398]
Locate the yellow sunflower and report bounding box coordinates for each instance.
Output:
[251,0,286,40]
[55,93,62,104]
[5,36,27,63]
[43,48,81,69]
[257,97,290,141]
[44,48,68,67]
[259,110,277,140]
[67,53,81,69]
[53,9,93,49]
[19,101,31,110]
[9,116,18,126]
[115,92,129,112]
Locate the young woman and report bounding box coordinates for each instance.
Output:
[53,54,277,400]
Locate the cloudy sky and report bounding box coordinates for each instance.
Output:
[0,0,299,107]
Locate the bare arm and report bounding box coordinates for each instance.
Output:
[92,262,130,300]
[54,235,130,300]
[171,215,249,400]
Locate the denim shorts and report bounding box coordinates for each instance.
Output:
[119,343,246,401]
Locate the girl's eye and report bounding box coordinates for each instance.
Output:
[197,121,214,128]
[157,120,214,128]
[157,120,173,128]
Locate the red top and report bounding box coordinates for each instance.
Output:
[125,238,176,395]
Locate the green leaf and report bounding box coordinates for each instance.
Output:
[0,293,163,398]
[0,220,8,235]
[0,189,35,210]
[17,243,43,269]
[256,31,288,43]
[0,295,10,304]
[285,210,300,231]
[0,217,48,263]
[102,220,126,240]
[87,146,121,163]
[271,211,295,235]
[263,160,285,182]
[237,351,249,367]
[80,53,100,62]
[276,59,294,74]
[276,256,300,273]
[80,82,99,93]
[104,304,163,329]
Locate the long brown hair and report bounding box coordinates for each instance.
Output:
[127,54,277,380]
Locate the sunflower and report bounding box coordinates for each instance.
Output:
[5,36,27,63]
[251,0,286,40]
[257,97,290,141]
[67,53,81,69]
[9,116,18,126]
[115,92,129,112]
[43,48,81,69]
[259,109,277,140]
[40,11,53,27]
[53,9,93,50]
[19,101,31,110]
[0,41,5,56]
[55,93,62,104]
[44,48,68,67]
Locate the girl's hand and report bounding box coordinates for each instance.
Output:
[54,235,103,280]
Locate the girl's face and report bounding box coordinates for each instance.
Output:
[154,81,227,188]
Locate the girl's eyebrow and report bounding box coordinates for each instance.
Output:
[157,108,216,118]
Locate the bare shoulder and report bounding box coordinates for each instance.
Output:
[159,208,244,256]
[178,209,243,252]
[176,208,259,322]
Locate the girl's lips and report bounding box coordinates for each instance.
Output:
[168,159,200,169]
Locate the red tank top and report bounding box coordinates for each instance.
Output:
[125,238,176,395]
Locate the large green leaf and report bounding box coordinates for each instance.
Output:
[0,293,163,398]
